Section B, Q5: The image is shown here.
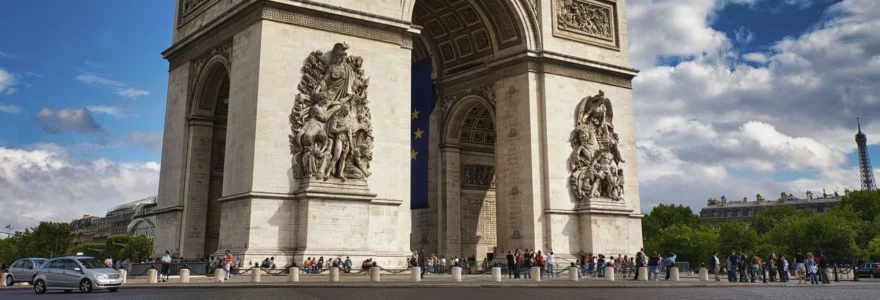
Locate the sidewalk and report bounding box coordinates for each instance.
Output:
[4,273,876,290]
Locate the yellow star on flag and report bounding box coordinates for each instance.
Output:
[414,127,424,139]
[411,148,418,160]
[411,109,420,120]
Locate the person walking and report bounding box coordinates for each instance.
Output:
[738,249,749,282]
[223,250,233,281]
[506,251,515,279]
[711,252,720,281]
[664,252,676,280]
[418,248,428,279]
[727,250,738,282]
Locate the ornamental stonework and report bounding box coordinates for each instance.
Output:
[178,0,220,27]
[554,0,619,49]
[289,43,374,181]
[461,163,495,188]
[568,90,625,202]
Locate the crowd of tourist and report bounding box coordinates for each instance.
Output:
[711,248,833,284]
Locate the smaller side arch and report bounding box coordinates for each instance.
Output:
[443,94,496,146]
[189,55,230,117]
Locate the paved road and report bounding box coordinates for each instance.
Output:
[2,286,878,300]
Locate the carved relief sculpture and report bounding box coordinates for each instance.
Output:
[290,43,374,181]
[568,90,625,202]
[556,0,614,40]
[461,163,496,188]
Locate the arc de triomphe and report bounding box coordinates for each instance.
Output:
[154,0,643,267]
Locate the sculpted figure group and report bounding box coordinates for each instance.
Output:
[556,0,613,39]
[290,43,374,181]
[568,90,625,201]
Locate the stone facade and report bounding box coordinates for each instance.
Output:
[700,190,845,229]
[155,0,643,267]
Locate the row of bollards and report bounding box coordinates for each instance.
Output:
[136,266,685,284]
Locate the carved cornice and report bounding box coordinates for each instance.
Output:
[261,8,412,48]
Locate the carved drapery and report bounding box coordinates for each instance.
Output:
[461,163,495,188]
[568,90,625,202]
[289,43,374,181]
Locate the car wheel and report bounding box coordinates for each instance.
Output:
[33,279,47,294]
[79,279,93,293]
[108,288,119,292]
[5,275,12,287]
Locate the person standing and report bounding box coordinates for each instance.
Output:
[160,251,172,282]
[647,251,660,281]
[738,249,749,282]
[711,252,720,281]
[794,249,806,284]
[223,250,233,281]
[506,251,515,279]
[546,251,555,278]
[806,252,818,284]
[633,248,645,280]
[418,248,428,279]
[778,254,789,282]
[664,252,676,280]
[818,252,830,284]
[727,250,738,282]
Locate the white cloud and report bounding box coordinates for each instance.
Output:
[628,0,880,212]
[0,68,18,95]
[0,104,21,113]
[115,87,149,98]
[35,108,104,134]
[122,130,163,153]
[75,74,124,87]
[87,105,130,119]
[0,144,159,229]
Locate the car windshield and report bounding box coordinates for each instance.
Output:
[34,259,47,267]
[78,258,111,269]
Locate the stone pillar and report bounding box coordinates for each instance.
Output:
[214,268,224,283]
[250,267,261,283]
[569,267,579,281]
[1,273,7,285]
[411,267,421,281]
[179,268,191,283]
[604,267,615,281]
[670,267,679,281]
[699,268,708,281]
[638,267,648,281]
[118,269,127,284]
[491,267,502,282]
[329,267,340,282]
[531,267,541,282]
[147,269,158,284]
[288,267,299,282]
[452,267,462,282]
[370,268,381,282]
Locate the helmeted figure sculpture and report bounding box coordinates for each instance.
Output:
[568,90,625,201]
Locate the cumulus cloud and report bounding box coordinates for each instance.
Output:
[0,68,18,95]
[628,0,880,212]
[0,144,160,229]
[115,87,149,98]
[122,130,163,153]
[0,104,22,113]
[34,108,104,134]
[87,105,130,119]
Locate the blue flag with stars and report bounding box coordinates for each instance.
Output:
[411,59,434,210]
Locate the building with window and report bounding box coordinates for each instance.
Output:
[127,202,157,239]
[69,196,157,245]
[699,190,845,229]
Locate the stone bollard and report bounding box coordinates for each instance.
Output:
[605,266,615,281]
[491,267,502,282]
[411,267,421,282]
[214,268,225,283]
[452,267,462,282]
[329,267,340,282]
[147,269,158,284]
[531,267,541,282]
[699,268,709,281]
[251,267,261,283]
[179,268,191,283]
[0,273,7,285]
[638,267,648,281]
[118,269,127,284]
[288,267,300,282]
[670,267,680,281]
[569,267,579,281]
[370,267,381,282]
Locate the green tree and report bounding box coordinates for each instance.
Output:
[652,223,718,265]
[839,189,880,223]
[66,243,106,258]
[868,236,880,261]
[718,221,759,254]
[25,222,73,258]
[750,205,798,235]
[105,234,154,261]
[642,204,703,239]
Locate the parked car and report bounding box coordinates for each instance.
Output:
[32,256,123,294]
[4,258,48,286]
[855,263,880,278]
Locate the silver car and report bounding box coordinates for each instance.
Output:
[5,258,47,286]
[32,256,123,294]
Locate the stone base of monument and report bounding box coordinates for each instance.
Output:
[699,268,708,281]
[370,268,380,282]
[411,267,421,282]
[670,267,679,281]
[531,267,541,282]
[605,267,615,281]
[179,268,190,283]
[569,267,579,281]
[452,267,462,282]
[288,267,300,282]
[251,267,261,282]
[638,267,648,281]
[329,268,340,282]
[214,269,224,283]
[147,269,158,284]
[491,267,502,282]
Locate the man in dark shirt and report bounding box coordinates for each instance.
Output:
[647,251,661,280]
[506,251,515,279]
[794,249,806,283]
[738,249,749,282]
[818,252,830,284]
[727,250,738,282]
[634,248,645,280]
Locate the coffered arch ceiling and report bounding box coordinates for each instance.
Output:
[410,0,531,76]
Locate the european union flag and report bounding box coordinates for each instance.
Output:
[411,59,434,210]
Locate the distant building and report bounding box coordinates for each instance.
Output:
[70,196,157,245]
[127,202,157,239]
[699,190,845,229]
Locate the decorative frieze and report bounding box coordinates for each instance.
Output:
[177,0,221,28]
[553,0,619,50]
[461,163,496,188]
[261,8,411,48]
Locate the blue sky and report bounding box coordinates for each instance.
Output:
[1,0,879,227]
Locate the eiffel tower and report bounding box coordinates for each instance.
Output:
[856,118,876,190]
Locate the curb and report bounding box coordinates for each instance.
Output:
[3,282,867,290]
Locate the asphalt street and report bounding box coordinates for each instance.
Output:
[1,286,878,300]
